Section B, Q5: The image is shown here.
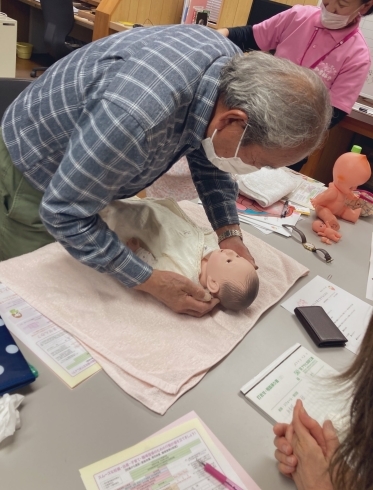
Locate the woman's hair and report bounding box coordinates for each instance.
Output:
[218,51,332,155]
[219,272,259,311]
[329,313,373,490]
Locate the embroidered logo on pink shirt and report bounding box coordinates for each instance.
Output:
[314,62,338,84]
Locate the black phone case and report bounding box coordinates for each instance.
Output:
[294,306,348,347]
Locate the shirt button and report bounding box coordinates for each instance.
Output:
[312,45,316,48]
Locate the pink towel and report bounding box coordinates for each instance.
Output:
[0,202,308,414]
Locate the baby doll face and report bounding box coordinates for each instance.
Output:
[312,220,326,232]
[205,249,256,292]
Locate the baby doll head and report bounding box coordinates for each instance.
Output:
[200,249,259,311]
[312,220,326,233]
[332,153,371,195]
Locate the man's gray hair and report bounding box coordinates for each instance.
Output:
[219,51,332,153]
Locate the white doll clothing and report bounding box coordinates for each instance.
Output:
[100,198,218,284]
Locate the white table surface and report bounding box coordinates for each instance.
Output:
[2,210,372,490]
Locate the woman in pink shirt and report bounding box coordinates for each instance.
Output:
[219,0,373,170]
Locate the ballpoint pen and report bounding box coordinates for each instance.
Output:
[198,460,245,490]
[281,200,289,218]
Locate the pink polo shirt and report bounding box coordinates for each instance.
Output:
[253,5,370,113]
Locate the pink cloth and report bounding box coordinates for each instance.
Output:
[253,5,370,113]
[0,202,308,414]
[146,157,198,200]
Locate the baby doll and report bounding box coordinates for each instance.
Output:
[101,198,259,311]
[312,220,342,245]
[311,151,371,230]
[127,237,259,311]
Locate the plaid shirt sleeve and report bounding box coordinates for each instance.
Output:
[187,148,240,230]
[40,99,153,288]
[3,25,243,287]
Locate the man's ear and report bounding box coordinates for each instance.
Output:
[206,275,220,295]
[215,109,248,131]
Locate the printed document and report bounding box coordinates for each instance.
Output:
[241,344,349,428]
[281,276,372,354]
[80,417,261,490]
[285,180,326,209]
[0,283,100,387]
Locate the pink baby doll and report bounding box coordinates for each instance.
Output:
[311,150,371,231]
[312,219,342,245]
[127,238,259,311]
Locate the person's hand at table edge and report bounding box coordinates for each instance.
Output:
[290,400,338,490]
[273,422,297,478]
[134,270,220,317]
[273,399,331,479]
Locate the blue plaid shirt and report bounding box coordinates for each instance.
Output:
[2,25,241,287]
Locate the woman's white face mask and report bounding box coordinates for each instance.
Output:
[320,2,361,29]
[201,127,259,175]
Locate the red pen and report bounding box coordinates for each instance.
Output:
[198,460,245,490]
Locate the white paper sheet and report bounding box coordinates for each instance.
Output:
[236,215,273,234]
[237,212,301,236]
[198,199,300,235]
[241,344,348,427]
[366,232,373,301]
[281,276,373,354]
[286,181,326,209]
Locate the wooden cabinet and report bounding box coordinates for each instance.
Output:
[302,111,373,183]
[210,0,254,29]
[92,0,319,40]
[93,0,184,39]
[209,0,318,30]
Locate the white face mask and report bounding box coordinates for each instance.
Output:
[320,2,360,29]
[202,127,259,175]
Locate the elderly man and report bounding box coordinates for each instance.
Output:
[0,25,331,317]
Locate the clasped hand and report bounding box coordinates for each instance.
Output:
[273,400,339,490]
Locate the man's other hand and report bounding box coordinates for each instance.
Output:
[219,235,257,269]
[134,270,220,317]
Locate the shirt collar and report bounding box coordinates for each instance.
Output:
[313,8,361,42]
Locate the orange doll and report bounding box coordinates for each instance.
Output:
[311,146,371,232]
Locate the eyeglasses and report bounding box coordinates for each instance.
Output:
[282,224,333,263]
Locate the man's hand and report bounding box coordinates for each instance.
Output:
[219,236,257,269]
[215,224,257,269]
[134,270,220,317]
[217,28,229,37]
